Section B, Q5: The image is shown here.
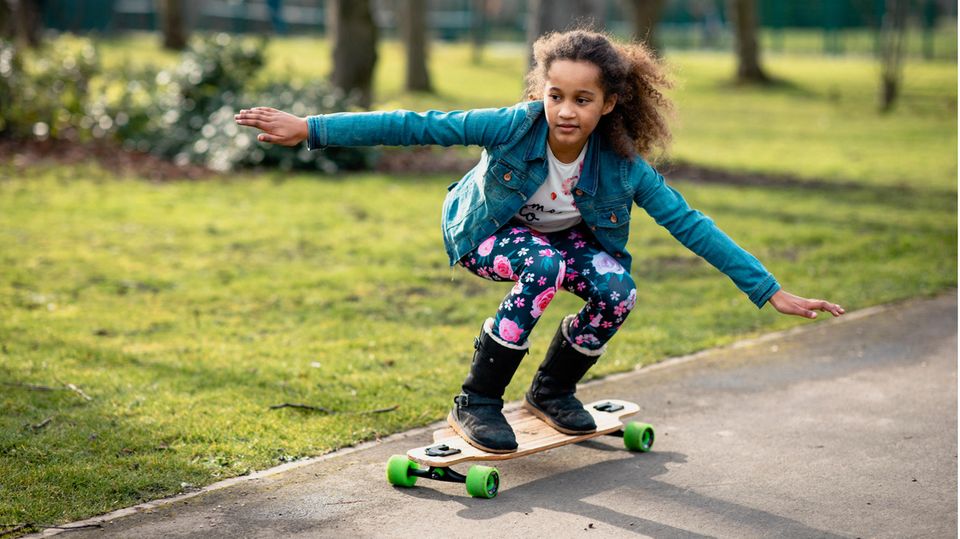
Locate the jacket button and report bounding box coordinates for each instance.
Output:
[590,225,597,231]
[503,172,512,181]
[614,253,622,258]
[610,213,618,224]
[574,189,583,196]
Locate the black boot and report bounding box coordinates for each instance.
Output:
[448,320,527,453]
[524,316,600,434]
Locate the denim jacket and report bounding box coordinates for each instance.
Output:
[307,101,780,308]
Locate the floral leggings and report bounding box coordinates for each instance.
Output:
[459,221,638,351]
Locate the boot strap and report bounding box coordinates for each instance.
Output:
[454,394,504,408]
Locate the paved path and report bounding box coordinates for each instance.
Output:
[46,293,957,538]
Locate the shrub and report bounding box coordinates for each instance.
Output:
[0,35,99,140]
[2,33,373,173]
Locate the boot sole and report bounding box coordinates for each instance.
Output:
[446,412,518,454]
[523,397,597,436]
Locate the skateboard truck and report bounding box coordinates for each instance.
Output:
[593,401,625,413]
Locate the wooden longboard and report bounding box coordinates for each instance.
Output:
[408,399,640,467]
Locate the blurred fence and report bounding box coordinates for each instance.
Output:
[39,0,960,59]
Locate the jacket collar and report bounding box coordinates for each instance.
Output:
[522,101,600,196]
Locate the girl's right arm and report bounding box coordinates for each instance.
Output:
[235,104,530,149]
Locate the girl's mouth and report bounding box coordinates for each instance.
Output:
[557,124,578,133]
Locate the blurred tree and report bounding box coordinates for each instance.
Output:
[328,0,378,108]
[5,0,42,48]
[470,0,486,64]
[526,0,604,68]
[158,0,188,50]
[624,0,667,55]
[879,0,908,111]
[0,0,12,41]
[727,0,770,83]
[399,0,432,92]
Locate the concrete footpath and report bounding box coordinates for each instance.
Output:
[43,293,957,538]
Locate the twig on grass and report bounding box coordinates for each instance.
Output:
[3,382,57,391]
[2,381,93,401]
[268,403,399,415]
[65,383,92,401]
[31,417,53,431]
[359,405,399,415]
[269,403,334,413]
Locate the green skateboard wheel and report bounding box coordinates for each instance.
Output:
[465,465,499,498]
[623,422,655,452]
[386,455,419,487]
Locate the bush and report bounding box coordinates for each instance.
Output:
[0,35,99,140]
[1,33,373,173]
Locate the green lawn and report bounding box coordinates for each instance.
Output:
[0,34,956,533]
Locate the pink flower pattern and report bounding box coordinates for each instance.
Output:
[459,223,637,351]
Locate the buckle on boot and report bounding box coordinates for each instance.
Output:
[454,394,502,408]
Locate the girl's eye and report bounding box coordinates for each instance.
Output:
[577,98,589,105]
[549,94,561,101]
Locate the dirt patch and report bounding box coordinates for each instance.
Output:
[0,138,216,181]
[374,146,479,175]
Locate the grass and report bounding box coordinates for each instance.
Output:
[0,34,956,532]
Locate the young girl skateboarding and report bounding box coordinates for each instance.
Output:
[235,30,845,454]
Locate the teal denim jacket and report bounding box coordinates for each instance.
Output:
[307,101,780,308]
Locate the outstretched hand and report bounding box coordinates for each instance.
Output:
[234,107,308,146]
[768,290,845,319]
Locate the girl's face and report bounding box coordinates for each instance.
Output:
[542,59,617,161]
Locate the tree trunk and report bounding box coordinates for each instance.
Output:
[879,0,908,111]
[470,0,486,64]
[625,0,667,55]
[0,0,14,42]
[526,0,605,68]
[728,0,770,84]
[400,0,432,92]
[9,0,42,48]
[158,0,188,50]
[328,0,378,108]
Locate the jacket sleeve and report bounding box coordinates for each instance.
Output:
[306,103,530,150]
[633,160,781,308]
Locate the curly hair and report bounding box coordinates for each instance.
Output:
[523,30,674,160]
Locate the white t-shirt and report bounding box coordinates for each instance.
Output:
[514,142,586,233]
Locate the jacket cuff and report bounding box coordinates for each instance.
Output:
[306,115,325,150]
[749,275,781,309]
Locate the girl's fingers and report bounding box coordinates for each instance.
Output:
[806,299,845,318]
[257,133,279,143]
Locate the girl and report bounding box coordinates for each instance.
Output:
[235,30,844,454]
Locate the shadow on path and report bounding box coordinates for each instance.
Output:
[400,443,845,538]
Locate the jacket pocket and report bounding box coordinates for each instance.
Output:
[594,204,631,229]
[487,160,523,191]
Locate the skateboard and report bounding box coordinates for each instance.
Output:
[386,399,654,498]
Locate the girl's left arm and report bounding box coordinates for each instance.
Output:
[634,162,844,319]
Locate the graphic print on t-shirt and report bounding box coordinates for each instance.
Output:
[515,143,586,233]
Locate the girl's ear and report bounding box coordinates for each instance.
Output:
[602,94,618,115]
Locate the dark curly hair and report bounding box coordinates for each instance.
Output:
[524,30,674,160]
